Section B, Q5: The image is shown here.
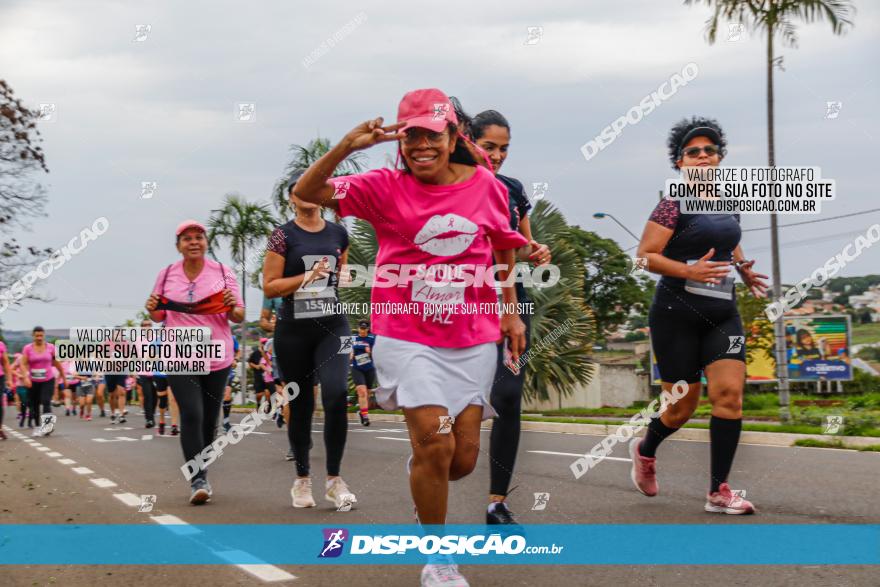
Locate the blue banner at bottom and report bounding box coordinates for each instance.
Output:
[0,524,877,565]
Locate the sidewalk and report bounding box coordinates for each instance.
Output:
[353,413,880,449]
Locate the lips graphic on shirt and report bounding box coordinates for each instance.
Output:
[414,214,478,257]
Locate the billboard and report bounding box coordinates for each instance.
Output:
[650,314,852,384]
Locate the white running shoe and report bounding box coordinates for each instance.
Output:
[325,477,357,509]
[291,478,316,508]
[421,561,469,586]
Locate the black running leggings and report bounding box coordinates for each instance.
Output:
[274,316,351,478]
[167,368,230,481]
[28,379,55,422]
[138,377,157,422]
[489,309,531,497]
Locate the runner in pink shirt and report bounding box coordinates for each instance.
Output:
[0,340,11,440]
[292,88,527,586]
[60,361,80,417]
[10,353,28,428]
[20,326,65,435]
[145,219,244,505]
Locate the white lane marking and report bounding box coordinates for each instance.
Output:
[375,437,409,442]
[47,452,63,457]
[93,436,140,443]
[36,447,51,452]
[90,478,118,488]
[29,442,42,446]
[25,424,293,583]
[528,450,632,463]
[114,493,143,507]
[141,435,153,440]
[150,521,296,581]
[150,515,202,535]
[237,563,297,583]
[103,427,134,431]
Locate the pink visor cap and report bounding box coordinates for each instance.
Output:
[397,88,458,132]
[175,219,207,237]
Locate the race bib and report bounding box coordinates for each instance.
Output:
[354,353,370,366]
[292,287,338,319]
[30,368,47,380]
[684,260,734,300]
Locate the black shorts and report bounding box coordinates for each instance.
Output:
[352,368,377,389]
[104,374,126,391]
[154,377,169,392]
[253,374,267,393]
[649,287,746,384]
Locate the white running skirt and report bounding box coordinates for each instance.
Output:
[372,335,498,420]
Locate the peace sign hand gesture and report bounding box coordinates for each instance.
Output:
[342,118,405,152]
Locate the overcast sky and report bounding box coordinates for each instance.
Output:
[0,0,877,331]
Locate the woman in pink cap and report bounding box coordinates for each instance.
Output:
[145,219,244,505]
[20,326,65,436]
[293,88,527,586]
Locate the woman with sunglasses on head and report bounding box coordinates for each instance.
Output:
[457,106,551,524]
[145,220,244,505]
[263,176,357,511]
[294,88,528,587]
[633,117,768,515]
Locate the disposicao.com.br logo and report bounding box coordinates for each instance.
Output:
[318,528,563,558]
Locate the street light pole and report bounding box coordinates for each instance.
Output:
[593,212,640,242]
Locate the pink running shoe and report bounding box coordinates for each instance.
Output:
[628,438,658,497]
[705,483,755,515]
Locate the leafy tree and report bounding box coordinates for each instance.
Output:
[566,227,653,339]
[270,137,366,220]
[0,79,53,304]
[736,284,774,367]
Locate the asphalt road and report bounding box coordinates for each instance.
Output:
[1,408,877,586]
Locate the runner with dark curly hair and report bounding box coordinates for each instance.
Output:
[632,116,767,515]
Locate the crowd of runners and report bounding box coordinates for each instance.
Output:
[0,88,766,587]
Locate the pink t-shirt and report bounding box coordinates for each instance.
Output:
[335,166,527,348]
[62,361,79,384]
[23,343,56,382]
[151,258,243,372]
[0,341,6,377]
[10,354,23,387]
[261,356,274,383]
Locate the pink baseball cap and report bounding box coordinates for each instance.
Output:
[397,88,458,133]
[175,219,206,237]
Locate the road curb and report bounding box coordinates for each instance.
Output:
[348,413,879,449]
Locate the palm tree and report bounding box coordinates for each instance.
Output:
[685,0,854,419]
[207,195,277,393]
[525,201,597,404]
[342,200,597,403]
[271,137,367,220]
